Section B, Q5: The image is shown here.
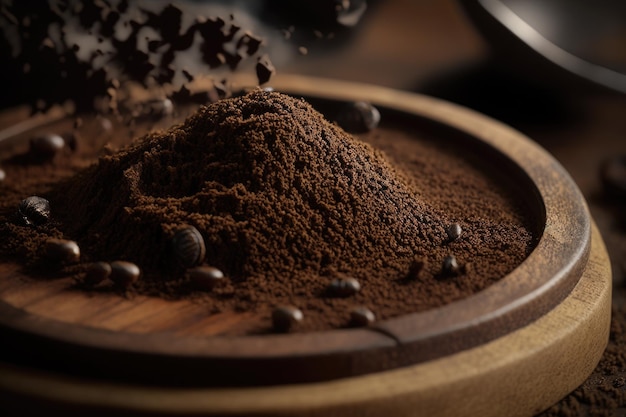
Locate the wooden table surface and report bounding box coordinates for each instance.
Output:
[283,0,626,414]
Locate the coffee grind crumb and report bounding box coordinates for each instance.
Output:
[0,90,535,332]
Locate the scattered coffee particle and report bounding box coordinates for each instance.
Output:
[336,0,368,27]
[328,276,361,297]
[272,305,303,332]
[298,46,308,55]
[83,261,112,285]
[62,132,79,152]
[188,266,225,291]
[406,258,426,280]
[349,306,375,327]
[29,134,65,159]
[17,196,50,226]
[441,255,461,277]
[255,54,275,85]
[335,101,381,133]
[109,261,141,288]
[171,226,206,269]
[98,117,113,133]
[44,239,80,265]
[142,98,174,120]
[0,168,5,182]
[600,155,626,201]
[446,223,462,242]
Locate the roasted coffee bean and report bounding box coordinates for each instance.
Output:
[335,101,380,133]
[442,255,461,277]
[44,238,80,264]
[349,306,375,327]
[272,305,303,332]
[446,223,462,242]
[172,225,206,268]
[255,54,275,85]
[188,266,225,290]
[84,262,112,285]
[18,196,50,226]
[30,134,65,158]
[110,261,141,287]
[328,276,361,297]
[600,155,626,201]
[144,98,174,118]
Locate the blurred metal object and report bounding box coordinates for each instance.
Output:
[460,0,626,94]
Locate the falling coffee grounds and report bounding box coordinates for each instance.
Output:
[0,90,535,332]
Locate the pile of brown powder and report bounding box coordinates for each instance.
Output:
[0,90,535,331]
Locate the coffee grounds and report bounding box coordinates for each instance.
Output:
[0,90,535,332]
[540,299,626,417]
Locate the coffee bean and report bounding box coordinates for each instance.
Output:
[446,223,462,242]
[272,305,303,332]
[18,196,50,226]
[110,261,141,287]
[336,101,380,133]
[255,54,275,85]
[328,276,361,297]
[349,306,375,327]
[144,98,174,118]
[84,262,112,285]
[30,134,65,158]
[442,255,461,277]
[188,266,225,290]
[44,238,80,264]
[600,155,626,201]
[171,225,206,268]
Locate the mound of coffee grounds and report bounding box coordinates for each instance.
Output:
[0,90,535,331]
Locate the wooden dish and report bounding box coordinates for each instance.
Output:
[0,74,611,416]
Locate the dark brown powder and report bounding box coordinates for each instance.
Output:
[0,90,535,332]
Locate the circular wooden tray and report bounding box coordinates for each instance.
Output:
[0,75,611,416]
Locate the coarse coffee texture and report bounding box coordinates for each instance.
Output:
[0,90,535,331]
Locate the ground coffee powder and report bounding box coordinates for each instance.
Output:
[0,90,535,332]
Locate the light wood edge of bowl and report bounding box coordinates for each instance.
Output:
[0,222,611,417]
